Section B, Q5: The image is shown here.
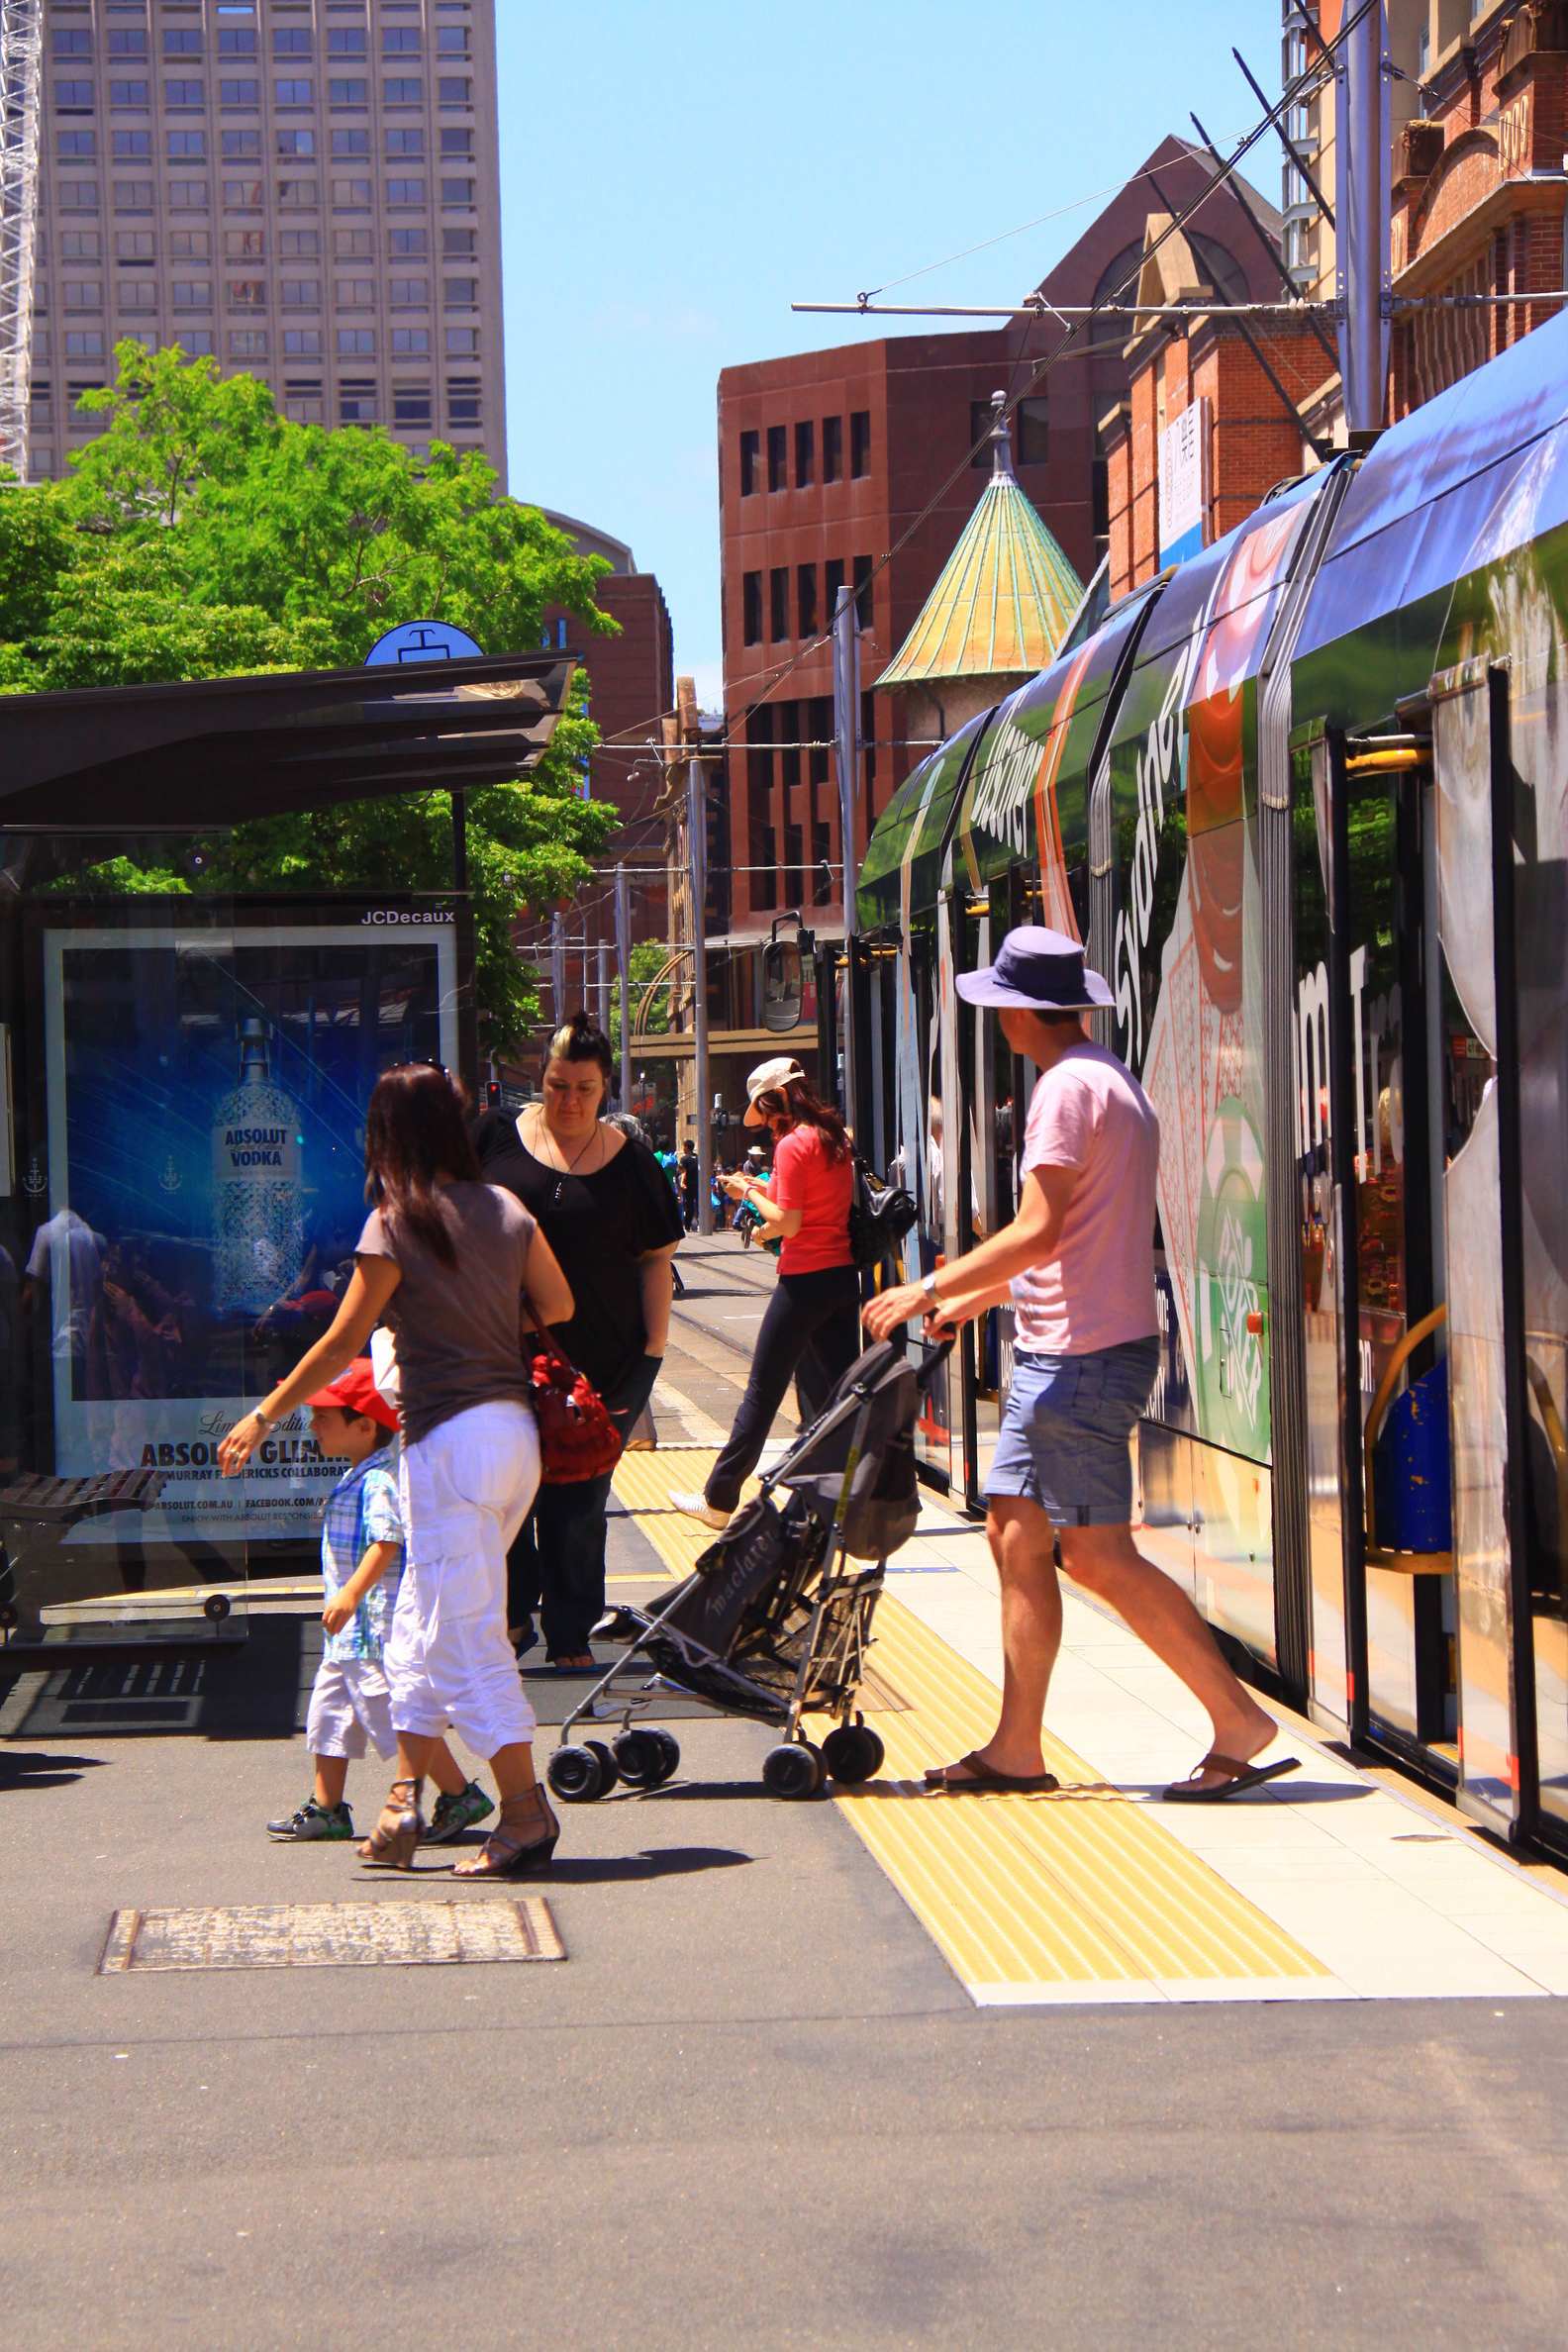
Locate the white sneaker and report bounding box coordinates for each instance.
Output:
[670,1490,731,1529]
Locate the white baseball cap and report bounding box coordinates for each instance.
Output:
[742,1055,806,1127]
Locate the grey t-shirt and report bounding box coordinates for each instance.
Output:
[356,1182,536,1447]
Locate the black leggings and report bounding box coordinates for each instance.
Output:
[706,1264,862,1512]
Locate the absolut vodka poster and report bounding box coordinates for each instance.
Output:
[40,917,456,1546]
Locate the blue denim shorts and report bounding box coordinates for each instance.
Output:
[985,1334,1160,1527]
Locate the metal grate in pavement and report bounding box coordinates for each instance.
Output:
[97,1899,564,1973]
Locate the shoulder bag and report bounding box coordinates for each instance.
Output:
[521,1316,624,1485]
[847,1154,918,1270]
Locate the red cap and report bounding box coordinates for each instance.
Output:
[305,1357,400,1431]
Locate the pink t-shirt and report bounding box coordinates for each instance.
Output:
[770,1123,855,1276]
[1011,1042,1159,1355]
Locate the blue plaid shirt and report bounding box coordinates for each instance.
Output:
[320,1446,404,1664]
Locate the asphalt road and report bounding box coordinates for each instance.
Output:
[5,1230,1568,2349]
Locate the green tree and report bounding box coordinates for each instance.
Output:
[0,343,621,1049]
[608,936,680,1055]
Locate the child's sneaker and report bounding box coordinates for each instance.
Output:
[425,1780,495,1845]
[267,1798,354,1841]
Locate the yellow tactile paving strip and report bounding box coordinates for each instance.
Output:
[611,1448,1330,2004]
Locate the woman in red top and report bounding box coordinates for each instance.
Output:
[673,1056,859,1527]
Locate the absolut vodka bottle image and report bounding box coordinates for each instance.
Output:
[211,1017,305,1316]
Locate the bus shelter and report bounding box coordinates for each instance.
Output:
[0,649,572,1666]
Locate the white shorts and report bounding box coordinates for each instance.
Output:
[305,1655,398,1763]
[386,1399,540,1757]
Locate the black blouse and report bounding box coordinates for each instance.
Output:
[471,1111,684,1399]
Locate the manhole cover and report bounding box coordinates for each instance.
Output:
[98,1899,563,1973]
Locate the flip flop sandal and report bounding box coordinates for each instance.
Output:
[1162,1752,1302,1804]
[923,1750,1061,1795]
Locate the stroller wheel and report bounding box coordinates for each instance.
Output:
[612,1729,663,1788]
[648,1731,680,1785]
[585,1738,620,1794]
[762,1741,825,1800]
[823,1724,884,1785]
[548,1744,606,1803]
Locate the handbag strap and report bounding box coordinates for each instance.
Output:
[520,1309,583,1381]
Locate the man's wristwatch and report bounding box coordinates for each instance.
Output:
[920,1270,939,1304]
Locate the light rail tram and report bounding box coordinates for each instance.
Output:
[844,312,1568,1857]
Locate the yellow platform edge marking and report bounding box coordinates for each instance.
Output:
[611,1450,1330,2003]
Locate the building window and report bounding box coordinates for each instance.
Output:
[229,327,269,358]
[109,80,149,108]
[117,280,156,312]
[218,30,258,60]
[166,131,206,160]
[164,32,202,57]
[333,129,370,157]
[796,563,818,638]
[57,132,97,159]
[53,31,92,58]
[62,280,103,311]
[228,279,265,309]
[767,422,786,492]
[169,231,211,262]
[339,380,378,423]
[441,276,474,308]
[223,130,261,159]
[54,80,95,110]
[226,228,265,258]
[276,178,319,208]
[823,415,842,483]
[337,275,374,308]
[440,128,473,157]
[113,132,150,159]
[59,181,102,212]
[853,553,873,629]
[338,328,375,356]
[392,327,430,354]
[332,177,372,209]
[273,29,313,57]
[440,177,474,206]
[438,26,471,56]
[281,277,320,307]
[393,386,432,425]
[742,571,762,646]
[180,330,216,358]
[281,230,321,258]
[439,77,472,105]
[441,227,473,257]
[329,29,368,57]
[383,77,422,104]
[386,128,425,156]
[171,282,212,310]
[849,411,871,478]
[277,131,316,158]
[108,30,148,59]
[223,179,263,209]
[446,376,480,426]
[383,28,422,54]
[770,566,789,641]
[387,177,426,206]
[739,429,758,495]
[67,231,105,260]
[330,77,368,105]
[1016,397,1048,466]
[220,79,259,107]
[283,329,322,356]
[825,555,845,615]
[794,419,815,489]
[443,326,477,355]
[170,181,210,214]
[163,80,204,108]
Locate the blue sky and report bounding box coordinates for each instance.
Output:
[498,1,1275,715]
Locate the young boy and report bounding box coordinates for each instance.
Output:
[266,1358,493,1845]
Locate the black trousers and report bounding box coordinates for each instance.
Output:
[507,1469,617,1661]
[706,1264,862,1512]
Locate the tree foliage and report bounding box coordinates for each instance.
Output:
[608,937,679,1055]
[0,343,621,1048]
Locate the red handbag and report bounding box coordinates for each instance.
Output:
[522,1319,624,1485]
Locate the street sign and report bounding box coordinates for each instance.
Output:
[364,619,484,666]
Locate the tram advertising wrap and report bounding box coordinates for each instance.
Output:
[36,913,456,1546]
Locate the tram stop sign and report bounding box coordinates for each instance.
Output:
[365,619,484,665]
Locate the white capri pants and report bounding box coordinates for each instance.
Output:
[305,1655,398,1762]
[385,1399,540,1756]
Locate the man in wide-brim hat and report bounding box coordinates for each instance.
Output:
[865,927,1296,1803]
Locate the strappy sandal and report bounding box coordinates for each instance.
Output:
[1163,1751,1301,1803]
[358,1775,425,1869]
[451,1787,560,1878]
[924,1750,1060,1794]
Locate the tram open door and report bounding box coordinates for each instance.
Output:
[1294,660,1568,1854]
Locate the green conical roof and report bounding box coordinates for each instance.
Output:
[877,394,1084,691]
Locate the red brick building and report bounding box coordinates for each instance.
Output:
[716,140,1285,964]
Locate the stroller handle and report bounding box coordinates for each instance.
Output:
[915,1335,954,1398]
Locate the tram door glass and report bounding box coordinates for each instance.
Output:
[892,929,950,1486]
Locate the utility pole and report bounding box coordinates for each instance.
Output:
[687,744,713,1236]
[597,937,610,1039]
[615,859,632,1112]
[1337,0,1389,436]
[0,1,43,482]
[832,583,862,1137]
[550,911,566,1028]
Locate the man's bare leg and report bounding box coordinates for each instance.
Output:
[939,1496,1063,1783]
[1056,1522,1276,1787]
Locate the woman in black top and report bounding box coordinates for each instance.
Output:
[473,1012,684,1668]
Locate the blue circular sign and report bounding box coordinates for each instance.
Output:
[365,620,484,666]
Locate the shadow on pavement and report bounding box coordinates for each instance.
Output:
[360,1844,753,1883]
[0,1747,106,1792]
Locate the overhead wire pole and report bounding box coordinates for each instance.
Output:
[832,584,862,1137]
[615,859,632,1112]
[1340,0,1390,435]
[0,0,43,483]
[550,911,566,1028]
[687,738,714,1235]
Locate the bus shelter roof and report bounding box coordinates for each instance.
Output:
[0,649,577,833]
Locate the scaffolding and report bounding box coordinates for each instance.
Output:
[0,0,42,482]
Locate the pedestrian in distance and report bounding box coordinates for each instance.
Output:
[678,1137,701,1230]
[220,1063,576,1876]
[474,1013,684,1669]
[863,927,1298,1802]
[673,1056,860,1530]
[265,1357,490,1848]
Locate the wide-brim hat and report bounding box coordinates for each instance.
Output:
[954,925,1114,1013]
[743,1055,806,1127]
[306,1357,400,1431]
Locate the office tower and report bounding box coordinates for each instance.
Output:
[31,0,504,481]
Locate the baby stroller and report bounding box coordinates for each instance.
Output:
[547,1338,948,1802]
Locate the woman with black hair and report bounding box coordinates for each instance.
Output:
[671,1055,859,1530]
[218,1063,575,1876]
[474,1012,684,1669]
